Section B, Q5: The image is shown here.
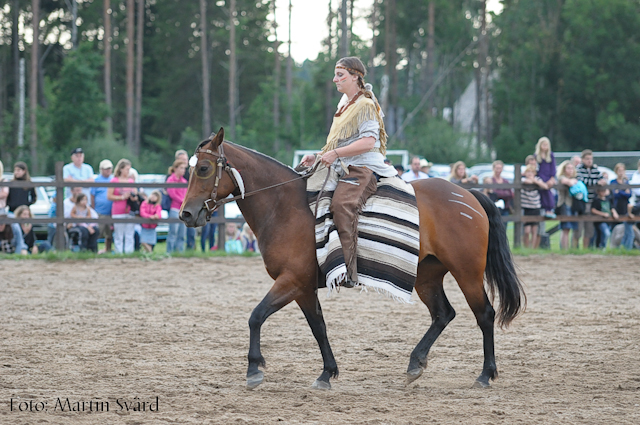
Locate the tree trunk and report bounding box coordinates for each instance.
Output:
[200,0,211,138]
[12,0,20,150]
[285,0,293,134]
[339,0,348,58]
[133,0,144,154]
[71,0,78,49]
[325,0,335,132]
[30,0,39,173]
[272,1,280,152]
[369,0,377,83]
[104,0,113,137]
[426,1,435,112]
[475,0,487,151]
[228,0,237,140]
[383,0,397,135]
[126,0,134,150]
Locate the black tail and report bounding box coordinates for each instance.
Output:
[470,190,526,327]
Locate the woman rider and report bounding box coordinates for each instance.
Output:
[300,57,397,287]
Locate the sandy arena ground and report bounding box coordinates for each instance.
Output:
[1,255,639,424]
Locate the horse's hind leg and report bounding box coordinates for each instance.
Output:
[246,276,301,389]
[407,256,455,384]
[296,291,338,390]
[450,268,497,388]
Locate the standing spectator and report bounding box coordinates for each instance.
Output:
[420,159,433,177]
[139,190,162,252]
[448,161,478,185]
[0,160,8,214]
[610,163,634,249]
[201,211,218,252]
[575,149,607,248]
[175,149,196,250]
[630,159,640,199]
[107,159,136,254]
[556,161,580,250]
[521,164,548,248]
[91,159,114,253]
[491,160,513,215]
[14,205,51,253]
[6,162,37,213]
[69,193,100,252]
[63,148,94,199]
[401,156,429,182]
[0,211,28,255]
[482,176,498,203]
[591,187,618,249]
[534,137,557,219]
[524,155,537,168]
[166,160,188,253]
[240,223,259,253]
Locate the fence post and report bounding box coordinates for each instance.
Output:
[217,204,226,252]
[54,161,66,251]
[513,164,522,249]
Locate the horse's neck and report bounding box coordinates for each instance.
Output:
[228,146,308,232]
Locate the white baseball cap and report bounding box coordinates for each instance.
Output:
[99,159,113,169]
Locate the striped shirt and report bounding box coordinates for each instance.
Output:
[576,164,603,202]
[521,177,542,209]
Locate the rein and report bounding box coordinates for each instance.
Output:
[193,142,321,218]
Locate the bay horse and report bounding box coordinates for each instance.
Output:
[180,128,525,390]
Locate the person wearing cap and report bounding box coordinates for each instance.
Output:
[91,159,114,253]
[63,148,94,199]
[401,156,429,182]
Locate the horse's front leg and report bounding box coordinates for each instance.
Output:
[296,290,338,390]
[247,277,301,389]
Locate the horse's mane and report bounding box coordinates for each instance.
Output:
[225,141,301,178]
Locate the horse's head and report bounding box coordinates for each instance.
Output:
[180,127,240,227]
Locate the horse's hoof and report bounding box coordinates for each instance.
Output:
[472,379,491,389]
[405,367,424,385]
[246,371,264,389]
[311,379,331,390]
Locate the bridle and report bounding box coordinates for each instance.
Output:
[192,141,320,219]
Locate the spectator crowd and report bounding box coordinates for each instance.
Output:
[1,136,639,255]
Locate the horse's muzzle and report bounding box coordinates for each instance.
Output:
[179,207,207,228]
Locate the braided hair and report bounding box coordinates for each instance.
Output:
[335,57,382,111]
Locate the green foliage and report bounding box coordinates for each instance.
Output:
[402,117,481,164]
[49,43,107,153]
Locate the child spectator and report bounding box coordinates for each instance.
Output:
[575,149,607,248]
[521,164,548,248]
[107,158,137,254]
[534,137,557,218]
[225,222,243,254]
[610,163,634,249]
[591,187,618,249]
[6,161,37,213]
[556,161,580,250]
[139,190,162,252]
[524,155,537,168]
[0,211,28,254]
[70,193,99,252]
[0,160,8,214]
[240,223,259,253]
[14,205,51,254]
[482,176,498,203]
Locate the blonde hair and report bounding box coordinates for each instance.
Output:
[0,160,4,176]
[535,137,552,163]
[168,159,187,175]
[524,164,537,175]
[448,161,467,181]
[14,204,32,218]
[556,160,576,179]
[114,158,132,177]
[492,160,504,170]
[613,163,626,174]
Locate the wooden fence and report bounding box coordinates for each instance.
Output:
[1,162,638,251]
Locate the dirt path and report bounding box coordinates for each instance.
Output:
[1,255,639,424]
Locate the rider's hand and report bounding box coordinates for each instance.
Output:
[320,150,339,167]
[300,154,316,167]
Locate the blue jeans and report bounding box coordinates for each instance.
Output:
[621,222,635,249]
[186,227,196,250]
[596,222,611,248]
[201,222,217,251]
[167,208,186,253]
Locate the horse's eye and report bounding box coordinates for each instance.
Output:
[199,166,208,173]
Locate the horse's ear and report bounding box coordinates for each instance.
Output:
[210,127,225,148]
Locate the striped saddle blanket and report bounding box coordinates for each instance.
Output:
[307,167,420,302]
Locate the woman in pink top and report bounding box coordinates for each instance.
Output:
[166,160,188,253]
[107,158,137,253]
